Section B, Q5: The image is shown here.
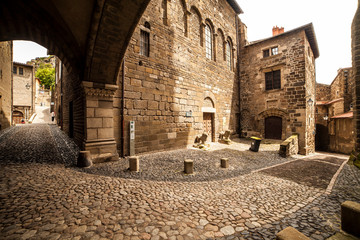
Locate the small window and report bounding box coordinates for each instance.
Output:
[140,22,150,57]
[205,24,212,60]
[263,49,270,58]
[271,47,278,55]
[226,41,232,70]
[265,70,281,90]
[19,67,24,75]
[13,66,17,74]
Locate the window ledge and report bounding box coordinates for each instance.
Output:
[264,88,283,93]
[261,53,282,60]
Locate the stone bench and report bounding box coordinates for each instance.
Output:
[279,134,299,157]
[276,227,310,240]
[341,201,360,237]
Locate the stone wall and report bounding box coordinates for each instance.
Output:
[240,27,316,154]
[0,41,12,130]
[13,63,35,121]
[114,0,240,155]
[329,118,354,154]
[316,83,330,101]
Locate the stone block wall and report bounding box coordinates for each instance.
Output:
[114,0,240,155]
[316,83,331,101]
[329,118,354,154]
[0,41,12,130]
[240,27,316,154]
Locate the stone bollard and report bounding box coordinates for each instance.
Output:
[129,156,139,172]
[184,159,194,174]
[77,151,92,168]
[221,158,229,168]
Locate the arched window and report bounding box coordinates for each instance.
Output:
[205,24,212,60]
[140,22,150,57]
[226,41,232,70]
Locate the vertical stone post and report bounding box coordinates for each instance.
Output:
[220,158,229,168]
[82,81,119,163]
[353,0,360,154]
[129,156,139,172]
[184,159,194,174]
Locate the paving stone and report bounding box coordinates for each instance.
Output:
[0,125,359,240]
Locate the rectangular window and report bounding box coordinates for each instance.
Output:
[263,49,270,58]
[19,67,24,75]
[271,47,278,55]
[13,66,17,74]
[140,30,150,57]
[265,70,281,90]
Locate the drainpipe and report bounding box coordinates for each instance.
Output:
[235,16,241,136]
[121,58,125,157]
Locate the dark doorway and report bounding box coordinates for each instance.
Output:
[203,112,214,142]
[69,101,74,138]
[265,116,282,139]
[315,124,329,151]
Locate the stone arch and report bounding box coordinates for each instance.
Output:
[202,91,217,110]
[258,108,288,139]
[189,6,202,46]
[0,0,81,73]
[172,0,188,37]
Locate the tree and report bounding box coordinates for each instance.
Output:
[35,63,55,89]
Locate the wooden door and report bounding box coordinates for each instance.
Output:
[265,116,282,139]
[203,113,213,141]
[13,111,23,124]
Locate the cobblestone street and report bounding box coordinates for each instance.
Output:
[0,125,359,240]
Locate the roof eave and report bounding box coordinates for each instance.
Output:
[226,0,243,14]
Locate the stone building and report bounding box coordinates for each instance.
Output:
[239,24,319,155]
[112,0,242,155]
[315,67,355,154]
[12,62,35,124]
[0,41,13,130]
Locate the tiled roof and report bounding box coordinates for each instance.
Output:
[331,112,353,119]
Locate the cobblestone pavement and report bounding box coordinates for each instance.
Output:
[0,125,359,240]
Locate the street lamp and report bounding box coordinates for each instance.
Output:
[307,98,313,107]
[25,83,31,90]
[323,115,329,121]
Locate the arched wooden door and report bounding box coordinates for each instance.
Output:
[265,116,282,139]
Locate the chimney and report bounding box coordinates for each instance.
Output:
[272,26,284,36]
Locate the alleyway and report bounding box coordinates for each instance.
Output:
[0,125,360,240]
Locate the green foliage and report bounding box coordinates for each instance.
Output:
[35,63,55,89]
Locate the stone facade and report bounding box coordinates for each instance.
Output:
[315,68,355,154]
[12,62,35,124]
[0,41,13,130]
[239,24,319,155]
[114,0,241,155]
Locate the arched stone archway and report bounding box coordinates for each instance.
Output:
[0,0,152,161]
[258,108,288,139]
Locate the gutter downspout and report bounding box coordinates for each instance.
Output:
[235,16,241,136]
[121,58,125,157]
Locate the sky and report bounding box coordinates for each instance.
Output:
[236,0,357,84]
[13,0,358,84]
